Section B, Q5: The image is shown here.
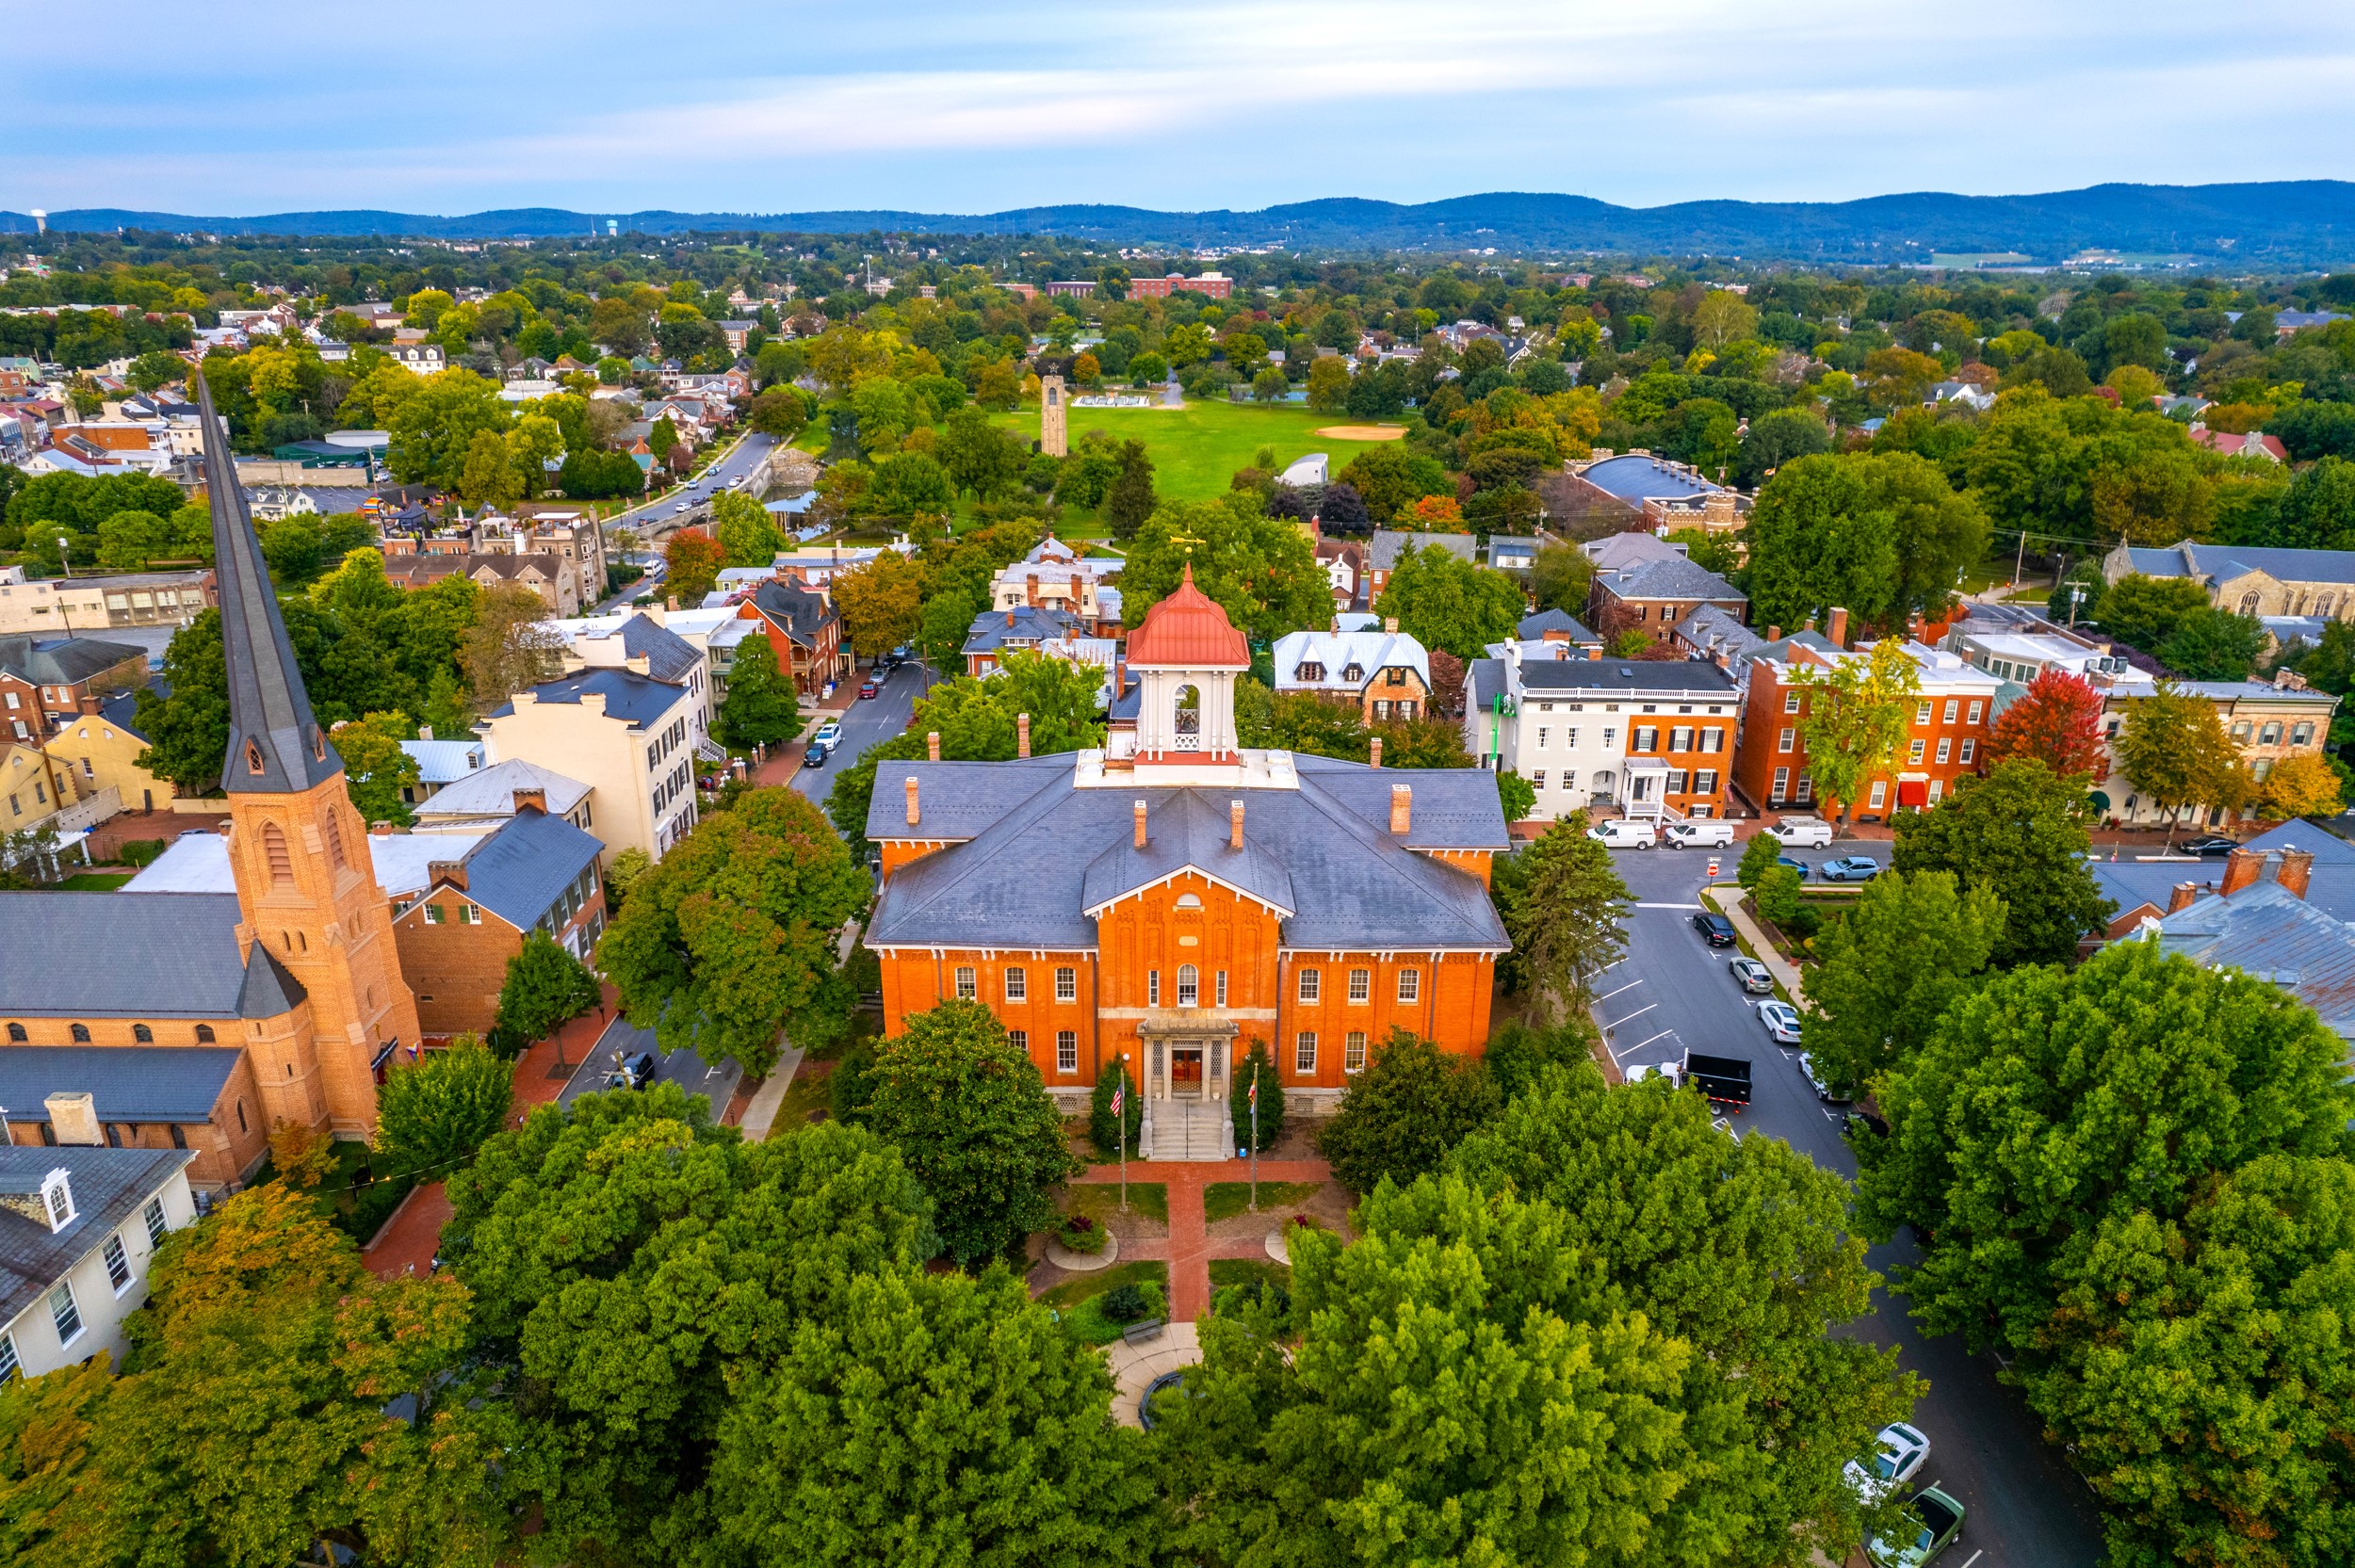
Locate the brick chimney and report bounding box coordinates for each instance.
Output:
[1585,643,1601,660]
[78,694,102,716]
[1026,573,1040,606]
[903,776,920,826]
[1827,606,1849,648]
[370,820,395,835]
[1389,784,1412,835]
[2279,845,2315,900]
[1229,799,1244,849]
[416,724,433,740]
[1017,712,1031,759]
[512,787,547,815]
[927,730,941,762]
[1004,607,1015,628]
[2222,847,2265,897]
[46,1092,101,1146]
[1133,799,1148,849]
[430,860,468,891]
[1766,625,1782,641]
[2168,881,2200,913]
[1369,736,1384,768]
[1384,616,1398,634]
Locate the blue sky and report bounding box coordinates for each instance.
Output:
[8,0,2355,218]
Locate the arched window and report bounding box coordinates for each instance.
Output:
[323,810,348,869]
[133,1024,153,1043]
[2239,591,2262,616]
[70,1024,90,1043]
[1175,893,1203,910]
[5,1023,24,1043]
[262,823,294,883]
[195,1025,215,1043]
[1177,963,1199,1006]
[2319,594,2337,619]
[1174,684,1201,748]
[245,738,266,775]
[312,726,328,762]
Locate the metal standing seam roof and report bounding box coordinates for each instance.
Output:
[2149,880,2355,1043]
[0,1047,244,1123]
[1579,454,1721,503]
[0,1146,195,1327]
[866,754,1509,953]
[0,893,252,1019]
[414,757,593,819]
[399,738,488,784]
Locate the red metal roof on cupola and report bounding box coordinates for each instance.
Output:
[1125,563,1250,668]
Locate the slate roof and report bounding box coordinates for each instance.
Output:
[1271,627,1431,694]
[414,757,592,820]
[0,893,251,1019]
[1466,657,1507,716]
[2148,878,2355,1043]
[0,1146,193,1326]
[1517,608,1598,642]
[965,605,1085,657]
[497,668,691,729]
[611,613,703,685]
[1674,603,1764,661]
[867,754,1508,951]
[1368,531,1479,572]
[2128,542,2355,587]
[430,809,603,930]
[0,635,143,687]
[236,945,308,1018]
[749,579,838,646]
[1595,556,1746,604]
[0,1047,244,1123]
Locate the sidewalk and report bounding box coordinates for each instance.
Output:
[1701,883,1805,998]
[1073,1158,1332,1319]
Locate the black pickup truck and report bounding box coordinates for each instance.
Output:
[1679,1051,1754,1110]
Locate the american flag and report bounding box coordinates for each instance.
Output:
[1111,1081,1124,1117]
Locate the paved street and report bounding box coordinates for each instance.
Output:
[1600,839,2103,1568]
[786,657,934,804]
[602,431,781,542]
[556,1012,742,1116]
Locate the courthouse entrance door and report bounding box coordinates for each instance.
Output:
[1170,1045,1205,1097]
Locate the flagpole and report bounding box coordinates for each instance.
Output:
[1248,1057,1259,1213]
[1117,1052,1129,1213]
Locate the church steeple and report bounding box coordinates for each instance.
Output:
[198,374,343,795]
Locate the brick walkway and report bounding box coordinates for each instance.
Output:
[1073,1159,1331,1319]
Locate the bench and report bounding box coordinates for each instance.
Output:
[1120,1317,1166,1346]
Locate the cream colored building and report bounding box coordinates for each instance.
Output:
[0,569,215,635]
[477,665,706,865]
[2094,674,2341,828]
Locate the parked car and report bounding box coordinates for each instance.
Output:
[1866,1485,1965,1568]
[1664,819,1737,849]
[1843,1422,1931,1507]
[802,741,830,768]
[1845,1108,1891,1141]
[814,719,843,748]
[859,680,880,699]
[608,1050,658,1091]
[2181,835,2240,857]
[1778,855,1813,880]
[1820,855,1881,882]
[1757,998,1803,1044]
[1767,816,1834,849]
[1729,956,1775,994]
[672,500,690,513]
[1692,911,1737,946]
[1677,1051,1753,1110]
[1800,1050,1854,1105]
[1586,817,1658,849]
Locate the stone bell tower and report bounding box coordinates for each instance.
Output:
[1040,374,1067,457]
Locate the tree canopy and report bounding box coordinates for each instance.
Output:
[1892,757,2113,965]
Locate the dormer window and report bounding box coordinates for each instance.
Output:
[41,1170,74,1232]
[1342,664,1364,684]
[1295,662,1324,682]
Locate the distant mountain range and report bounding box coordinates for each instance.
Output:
[8,183,2355,264]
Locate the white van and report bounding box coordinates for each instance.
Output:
[1585,817,1658,849]
[1663,819,1737,849]
[1767,816,1834,849]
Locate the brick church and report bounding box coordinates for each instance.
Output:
[0,380,421,1187]
[865,566,1511,1157]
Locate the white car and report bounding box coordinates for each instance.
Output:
[1663,819,1737,849]
[1757,999,1803,1044]
[813,719,843,748]
[672,500,690,513]
[1766,816,1834,849]
[1843,1422,1930,1506]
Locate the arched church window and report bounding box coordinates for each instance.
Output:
[196,1025,215,1043]
[262,823,294,883]
[324,810,348,869]
[313,727,328,762]
[2239,591,2261,616]
[245,738,266,775]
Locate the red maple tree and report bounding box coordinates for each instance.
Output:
[1985,668,2107,780]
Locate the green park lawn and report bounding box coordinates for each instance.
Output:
[985,401,1410,503]
[1202,1180,1324,1225]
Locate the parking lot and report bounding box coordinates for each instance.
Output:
[1600,834,2101,1567]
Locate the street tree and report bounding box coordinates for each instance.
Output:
[1786,636,1920,823]
[1892,758,2112,965]
[662,528,724,605]
[1494,810,1633,1021]
[448,1092,937,1560]
[495,929,603,1050]
[1373,542,1526,658]
[1736,828,1783,891]
[706,1265,1161,1566]
[1316,1029,1501,1196]
[2262,750,2345,819]
[1802,870,2004,1092]
[596,786,869,1073]
[2113,683,2246,846]
[859,999,1080,1266]
[829,550,927,658]
[713,631,801,750]
[375,1035,515,1174]
[1985,668,2107,779]
[710,491,781,567]
[457,582,561,712]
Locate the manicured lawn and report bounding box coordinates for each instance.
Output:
[1065,1180,1168,1226]
[985,402,1411,503]
[769,1064,831,1131]
[1209,1257,1291,1293]
[57,872,133,891]
[1038,1259,1170,1345]
[1203,1180,1323,1225]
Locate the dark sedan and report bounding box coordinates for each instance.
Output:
[2181,835,2241,857]
[1692,912,1737,946]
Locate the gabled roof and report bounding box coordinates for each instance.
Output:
[0,1146,193,1325]
[426,809,602,930]
[748,578,838,646]
[2148,877,2355,1043]
[414,757,592,819]
[497,668,691,729]
[2184,542,2355,587]
[1596,556,1746,604]
[1080,792,1296,916]
[237,944,308,1018]
[1517,608,1598,642]
[399,737,487,784]
[1271,627,1431,693]
[612,612,703,684]
[199,376,342,796]
[965,604,1085,656]
[0,893,250,1019]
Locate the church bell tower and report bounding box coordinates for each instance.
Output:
[200,376,421,1136]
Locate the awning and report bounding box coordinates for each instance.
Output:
[1895,779,1929,808]
[2089,790,2112,814]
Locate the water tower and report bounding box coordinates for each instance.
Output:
[28,209,46,235]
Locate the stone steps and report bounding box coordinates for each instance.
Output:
[1145,1096,1233,1163]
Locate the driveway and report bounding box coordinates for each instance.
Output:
[556,1012,742,1117]
[1596,840,2103,1568]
